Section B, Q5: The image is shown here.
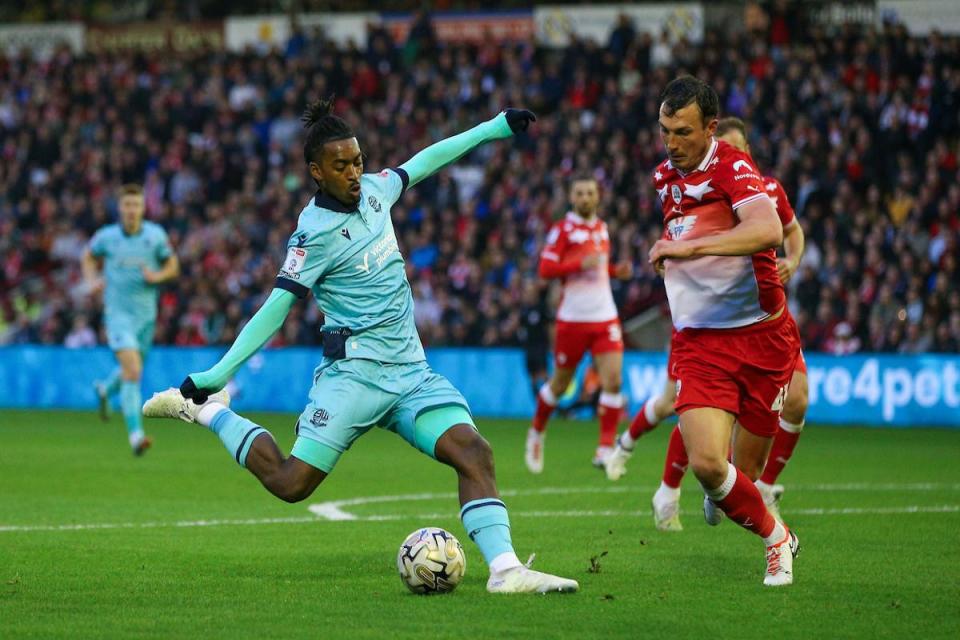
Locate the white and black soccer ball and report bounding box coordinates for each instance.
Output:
[396,527,466,594]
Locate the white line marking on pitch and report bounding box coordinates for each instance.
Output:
[0,505,957,533]
[2,482,959,533]
[304,482,960,522]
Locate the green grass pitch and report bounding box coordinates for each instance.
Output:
[2,409,959,639]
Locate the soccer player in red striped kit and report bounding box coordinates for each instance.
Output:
[605,117,809,525]
[646,77,802,586]
[525,174,633,473]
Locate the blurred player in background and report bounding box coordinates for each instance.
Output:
[605,117,809,524]
[518,280,551,402]
[82,184,179,455]
[144,98,579,594]
[525,175,633,473]
[647,77,802,586]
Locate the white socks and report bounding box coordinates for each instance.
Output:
[704,462,737,502]
[490,551,522,574]
[197,401,227,427]
[779,418,805,433]
[764,520,788,546]
[655,481,681,503]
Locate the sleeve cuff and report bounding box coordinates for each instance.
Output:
[732,192,771,212]
[274,277,310,299]
[391,167,410,195]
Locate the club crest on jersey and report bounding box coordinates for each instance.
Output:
[310,408,330,427]
[367,195,381,213]
[671,185,682,204]
[667,215,697,240]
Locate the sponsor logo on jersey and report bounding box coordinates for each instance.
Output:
[667,215,698,240]
[568,229,591,244]
[279,247,308,279]
[368,195,381,212]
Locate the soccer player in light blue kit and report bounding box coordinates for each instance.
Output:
[83,184,180,455]
[145,98,578,594]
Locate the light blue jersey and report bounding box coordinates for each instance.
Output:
[275,169,423,364]
[89,221,172,354]
[88,221,173,324]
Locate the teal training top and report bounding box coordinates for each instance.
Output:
[275,169,422,363]
[88,221,173,322]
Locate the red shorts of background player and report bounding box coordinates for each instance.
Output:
[554,319,623,368]
[671,311,801,438]
[794,349,807,375]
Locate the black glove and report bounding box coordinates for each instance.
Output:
[504,108,536,134]
[180,376,210,404]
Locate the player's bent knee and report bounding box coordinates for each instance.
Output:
[441,427,494,478]
[782,392,809,425]
[266,461,326,503]
[688,454,728,488]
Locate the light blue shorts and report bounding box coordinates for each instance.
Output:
[106,315,155,356]
[291,359,475,473]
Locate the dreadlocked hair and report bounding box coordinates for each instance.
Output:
[302,95,355,165]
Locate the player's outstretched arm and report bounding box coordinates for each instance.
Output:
[398,109,535,188]
[180,288,296,402]
[650,197,782,263]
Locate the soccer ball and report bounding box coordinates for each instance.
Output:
[396,527,466,594]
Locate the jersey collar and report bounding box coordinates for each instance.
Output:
[565,211,600,225]
[314,189,359,214]
[673,137,718,177]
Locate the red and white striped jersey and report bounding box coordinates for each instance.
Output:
[538,212,618,323]
[654,138,785,330]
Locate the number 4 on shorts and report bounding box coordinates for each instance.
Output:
[770,385,788,412]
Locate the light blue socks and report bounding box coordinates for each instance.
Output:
[460,498,521,572]
[207,408,269,467]
[119,381,144,446]
[101,367,122,397]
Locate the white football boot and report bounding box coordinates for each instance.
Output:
[703,494,724,526]
[652,494,683,532]
[143,387,231,424]
[591,445,613,469]
[524,428,544,474]
[764,528,800,586]
[603,434,633,481]
[756,480,785,521]
[487,564,579,594]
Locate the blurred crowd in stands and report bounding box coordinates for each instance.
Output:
[0,10,958,355]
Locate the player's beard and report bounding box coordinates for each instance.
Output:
[576,205,598,219]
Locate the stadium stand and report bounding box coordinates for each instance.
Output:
[0,12,957,354]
